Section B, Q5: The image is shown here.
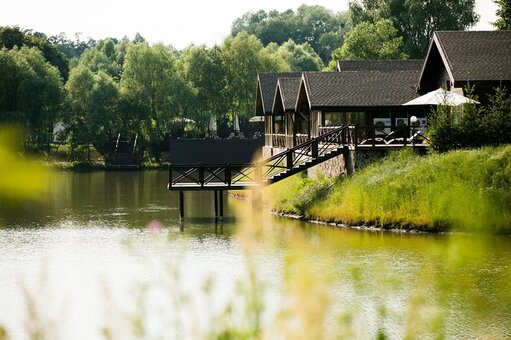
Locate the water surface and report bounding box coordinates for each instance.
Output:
[0,170,509,339]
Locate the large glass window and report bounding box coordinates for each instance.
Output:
[323,112,365,126]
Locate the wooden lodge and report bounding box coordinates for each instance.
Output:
[256,30,511,175]
[257,60,429,159]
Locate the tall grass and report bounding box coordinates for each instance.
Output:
[265,146,511,232]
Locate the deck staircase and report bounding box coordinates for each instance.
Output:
[168,125,349,190]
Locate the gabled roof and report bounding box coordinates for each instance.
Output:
[273,77,302,113]
[300,69,421,109]
[336,59,424,72]
[256,72,301,115]
[418,30,511,89]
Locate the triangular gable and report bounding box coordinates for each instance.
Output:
[295,73,312,113]
[417,32,454,93]
[255,72,302,116]
[273,77,302,114]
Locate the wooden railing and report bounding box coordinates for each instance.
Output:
[353,125,428,147]
[272,134,286,148]
[295,133,309,145]
[168,126,348,190]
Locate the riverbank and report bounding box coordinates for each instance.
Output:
[263,146,511,233]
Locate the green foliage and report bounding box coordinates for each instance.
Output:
[120,43,195,159]
[266,147,511,232]
[428,86,511,152]
[0,46,64,152]
[231,5,349,64]
[0,26,70,79]
[494,0,511,29]
[331,19,407,61]
[64,66,120,158]
[48,32,96,60]
[219,32,289,125]
[269,39,323,71]
[176,45,228,134]
[348,0,479,58]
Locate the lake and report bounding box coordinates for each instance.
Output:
[0,170,510,339]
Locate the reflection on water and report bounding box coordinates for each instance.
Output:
[0,170,510,339]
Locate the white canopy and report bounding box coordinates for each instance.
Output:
[403,88,480,106]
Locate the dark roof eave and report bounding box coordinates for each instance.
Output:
[309,105,415,112]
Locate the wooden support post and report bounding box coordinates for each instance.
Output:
[218,190,224,221]
[214,189,218,220]
[179,190,184,221]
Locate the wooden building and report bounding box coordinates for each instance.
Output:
[258,60,427,157]
[418,31,511,103]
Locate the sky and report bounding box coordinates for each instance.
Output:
[0,0,499,50]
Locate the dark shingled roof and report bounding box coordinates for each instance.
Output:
[337,59,424,72]
[303,70,421,108]
[257,72,301,114]
[433,31,511,81]
[276,77,302,112]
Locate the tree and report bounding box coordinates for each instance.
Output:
[428,85,511,152]
[0,46,63,152]
[120,43,193,158]
[218,32,289,131]
[331,19,407,61]
[494,0,511,29]
[64,66,95,157]
[230,6,349,64]
[177,45,226,134]
[348,0,479,58]
[78,39,123,80]
[0,26,70,80]
[269,40,323,71]
[49,32,96,60]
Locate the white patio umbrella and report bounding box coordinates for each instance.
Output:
[403,88,480,106]
[233,113,240,133]
[249,116,264,123]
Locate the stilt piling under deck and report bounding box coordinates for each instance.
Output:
[177,189,224,222]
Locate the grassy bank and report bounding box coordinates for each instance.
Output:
[264,146,511,232]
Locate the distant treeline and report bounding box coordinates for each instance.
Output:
[0,1,498,161]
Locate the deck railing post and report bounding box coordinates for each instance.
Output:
[225,164,231,186]
[169,166,173,189]
[286,150,293,169]
[312,139,318,158]
[372,126,376,148]
[199,164,204,187]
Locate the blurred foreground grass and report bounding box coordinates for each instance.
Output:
[0,126,49,216]
[265,146,511,232]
